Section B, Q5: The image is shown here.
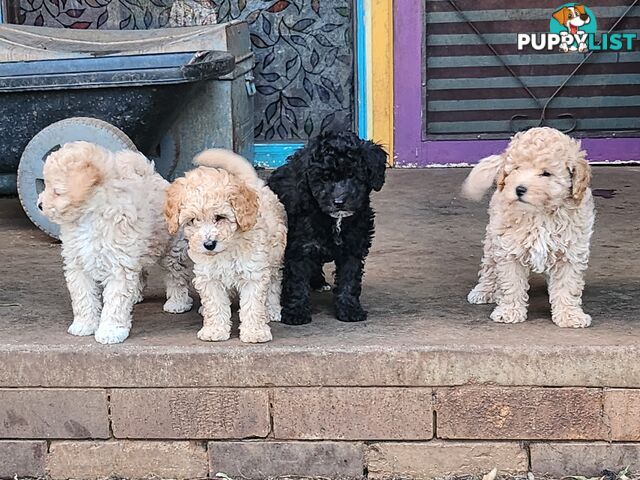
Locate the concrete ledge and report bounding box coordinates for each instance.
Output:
[2,169,640,390]
[4,345,640,388]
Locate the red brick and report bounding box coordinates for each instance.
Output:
[0,441,46,478]
[110,388,270,439]
[531,443,640,477]
[436,387,606,440]
[366,442,528,479]
[46,440,207,480]
[273,387,432,440]
[209,441,364,479]
[0,389,108,439]
[605,389,640,441]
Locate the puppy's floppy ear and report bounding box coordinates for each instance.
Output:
[570,154,591,203]
[363,140,388,191]
[67,157,103,206]
[231,182,259,232]
[496,166,507,192]
[575,4,587,15]
[164,178,187,235]
[552,6,569,25]
[461,154,504,201]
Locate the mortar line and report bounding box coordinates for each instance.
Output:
[432,390,438,439]
[106,388,114,438]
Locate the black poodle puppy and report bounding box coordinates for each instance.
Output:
[267,130,387,325]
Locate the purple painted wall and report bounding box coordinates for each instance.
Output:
[393,0,640,166]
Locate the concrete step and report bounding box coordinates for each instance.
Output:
[1,168,640,388]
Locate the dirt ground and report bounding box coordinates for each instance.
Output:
[1,167,640,353]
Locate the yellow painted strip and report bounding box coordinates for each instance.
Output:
[370,0,394,164]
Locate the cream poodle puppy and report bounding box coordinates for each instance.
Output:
[164,149,287,343]
[38,141,193,344]
[462,127,594,328]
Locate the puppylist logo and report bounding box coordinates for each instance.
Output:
[518,3,638,52]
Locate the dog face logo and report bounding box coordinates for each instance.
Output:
[553,5,590,35]
[550,3,597,52]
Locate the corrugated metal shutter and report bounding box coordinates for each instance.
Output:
[424,0,640,139]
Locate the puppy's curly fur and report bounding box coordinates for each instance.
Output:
[38,141,193,344]
[267,130,387,325]
[462,127,595,328]
[165,149,287,343]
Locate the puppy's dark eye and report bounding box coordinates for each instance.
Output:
[215,215,226,222]
[541,171,552,177]
[322,171,332,181]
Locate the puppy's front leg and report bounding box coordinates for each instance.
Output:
[334,254,367,322]
[193,273,231,341]
[95,270,139,344]
[238,277,272,343]
[490,259,529,324]
[65,265,101,336]
[162,246,193,314]
[280,259,312,325]
[548,260,591,328]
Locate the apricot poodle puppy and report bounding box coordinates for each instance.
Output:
[462,127,595,328]
[165,149,287,343]
[38,141,193,344]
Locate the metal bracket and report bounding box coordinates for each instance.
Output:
[245,73,256,96]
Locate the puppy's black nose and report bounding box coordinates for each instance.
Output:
[580,14,589,21]
[333,198,345,207]
[516,185,528,197]
[203,240,217,251]
[37,201,43,211]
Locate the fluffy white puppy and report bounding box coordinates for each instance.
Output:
[38,141,193,344]
[462,127,595,328]
[164,149,287,343]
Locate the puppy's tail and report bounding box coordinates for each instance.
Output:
[193,149,258,185]
[461,154,504,202]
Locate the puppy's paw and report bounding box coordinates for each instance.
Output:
[197,325,231,342]
[240,323,273,343]
[281,308,312,325]
[336,300,368,323]
[467,285,495,304]
[553,308,592,328]
[267,306,281,323]
[163,295,193,314]
[490,305,527,324]
[68,319,99,336]
[94,324,130,344]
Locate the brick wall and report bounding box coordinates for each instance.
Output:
[2,387,640,479]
